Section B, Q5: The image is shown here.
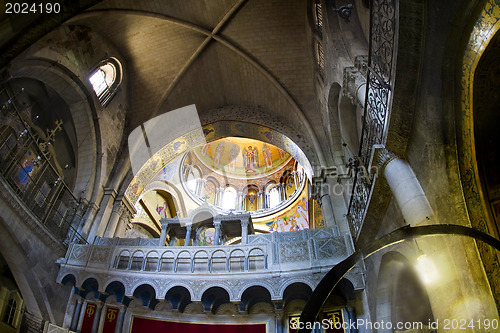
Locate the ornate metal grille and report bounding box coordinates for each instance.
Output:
[19,312,44,333]
[347,0,397,236]
[0,87,87,246]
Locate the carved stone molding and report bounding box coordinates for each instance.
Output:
[249,302,275,315]
[215,303,239,315]
[373,145,398,172]
[342,67,366,106]
[184,302,204,314]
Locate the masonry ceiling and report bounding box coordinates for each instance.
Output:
[65,0,324,160]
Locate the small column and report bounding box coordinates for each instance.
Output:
[315,181,336,229]
[104,201,125,238]
[279,184,286,201]
[159,219,169,246]
[241,218,249,245]
[257,191,264,210]
[114,304,126,333]
[213,218,222,246]
[184,224,192,246]
[237,192,245,210]
[70,297,83,331]
[292,171,299,191]
[198,179,206,197]
[91,301,103,333]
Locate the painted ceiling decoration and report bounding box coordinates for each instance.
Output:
[125,120,312,205]
[192,137,292,179]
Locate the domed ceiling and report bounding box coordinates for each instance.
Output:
[192,137,292,179]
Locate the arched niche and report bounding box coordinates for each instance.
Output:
[375,252,433,333]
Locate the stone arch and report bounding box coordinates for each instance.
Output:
[198,283,233,302]
[279,280,314,300]
[188,204,218,224]
[61,274,77,287]
[240,285,273,313]
[165,285,192,312]
[237,282,276,301]
[375,251,434,333]
[200,286,230,314]
[337,82,361,156]
[141,180,187,217]
[132,283,157,308]
[104,281,126,303]
[80,277,99,299]
[7,59,99,201]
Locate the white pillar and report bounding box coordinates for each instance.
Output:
[184,224,192,246]
[213,219,222,245]
[159,219,169,246]
[379,149,433,226]
[241,218,249,245]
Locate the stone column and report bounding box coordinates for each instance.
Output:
[91,301,103,333]
[241,218,249,245]
[279,184,286,201]
[70,297,83,331]
[198,179,206,197]
[114,304,126,333]
[213,218,222,246]
[292,171,299,190]
[236,192,244,210]
[257,191,264,210]
[315,181,336,229]
[80,202,99,238]
[87,188,117,241]
[376,148,433,226]
[184,224,192,246]
[113,205,136,237]
[159,219,169,246]
[104,202,125,238]
[343,60,367,107]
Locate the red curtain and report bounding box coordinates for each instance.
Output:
[80,303,96,333]
[131,317,267,333]
[102,306,119,333]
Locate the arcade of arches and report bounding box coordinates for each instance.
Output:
[0,0,499,332]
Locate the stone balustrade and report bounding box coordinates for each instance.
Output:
[56,228,363,302]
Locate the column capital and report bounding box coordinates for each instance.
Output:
[343,66,366,106]
[354,55,368,75]
[373,145,399,171]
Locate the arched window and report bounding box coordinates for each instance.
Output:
[222,187,237,210]
[3,298,16,326]
[89,58,122,106]
[185,166,201,195]
[269,186,281,208]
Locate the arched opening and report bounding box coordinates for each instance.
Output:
[201,287,230,314]
[165,286,191,312]
[240,286,272,314]
[132,284,157,309]
[375,252,434,332]
[89,57,122,106]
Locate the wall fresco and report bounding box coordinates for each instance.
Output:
[125,121,312,205]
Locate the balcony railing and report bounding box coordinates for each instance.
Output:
[57,228,354,284]
[347,0,397,236]
[0,87,86,247]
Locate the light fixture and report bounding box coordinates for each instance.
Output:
[414,242,439,285]
[331,3,354,23]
